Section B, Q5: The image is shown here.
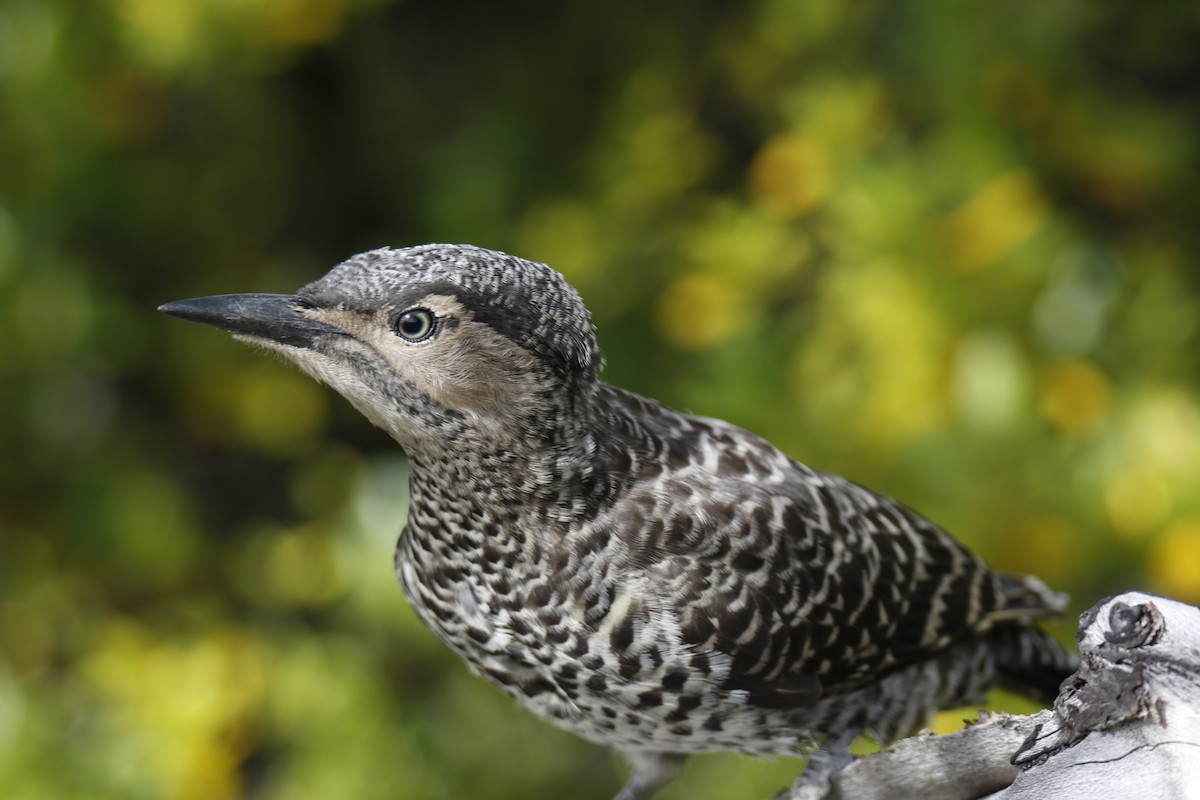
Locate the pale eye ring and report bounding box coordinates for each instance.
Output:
[394,308,437,342]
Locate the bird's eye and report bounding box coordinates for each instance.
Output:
[394,308,437,342]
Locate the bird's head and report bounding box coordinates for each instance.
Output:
[160,244,602,453]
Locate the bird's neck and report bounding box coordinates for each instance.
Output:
[403,381,655,530]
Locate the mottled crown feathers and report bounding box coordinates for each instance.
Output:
[298,244,602,380]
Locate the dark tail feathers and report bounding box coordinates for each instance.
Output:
[989,624,1078,704]
[987,574,1078,704]
[995,573,1070,620]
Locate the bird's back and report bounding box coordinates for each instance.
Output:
[520,383,1075,748]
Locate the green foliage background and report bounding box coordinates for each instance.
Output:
[2,1,1199,798]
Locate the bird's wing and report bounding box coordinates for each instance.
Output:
[609,459,1012,710]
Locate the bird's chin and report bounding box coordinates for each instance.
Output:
[225,332,288,358]
[263,347,405,437]
[230,332,324,369]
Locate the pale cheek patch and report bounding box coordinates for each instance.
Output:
[296,297,548,431]
[387,321,544,413]
[342,295,545,416]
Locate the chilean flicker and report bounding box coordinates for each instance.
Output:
[160,244,1075,799]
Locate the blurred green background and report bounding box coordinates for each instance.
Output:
[2,0,1199,798]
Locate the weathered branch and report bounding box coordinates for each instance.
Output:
[809,592,1200,800]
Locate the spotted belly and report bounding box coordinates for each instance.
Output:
[397,548,997,757]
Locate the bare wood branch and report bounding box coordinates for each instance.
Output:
[801,592,1200,800]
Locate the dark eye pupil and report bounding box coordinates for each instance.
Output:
[396,309,434,340]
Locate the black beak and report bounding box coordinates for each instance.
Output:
[158,293,343,348]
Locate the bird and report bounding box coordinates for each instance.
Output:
[159,244,1077,800]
